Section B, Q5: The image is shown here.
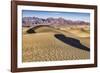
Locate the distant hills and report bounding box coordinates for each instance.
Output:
[22,17,90,27]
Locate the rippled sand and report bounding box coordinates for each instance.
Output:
[22,26,90,62]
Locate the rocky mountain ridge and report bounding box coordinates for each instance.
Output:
[22,17,89,27]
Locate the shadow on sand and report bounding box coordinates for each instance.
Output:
[55,34,90,51]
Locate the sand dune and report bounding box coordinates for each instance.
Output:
[59,26,90,37]
[22,25,90,62]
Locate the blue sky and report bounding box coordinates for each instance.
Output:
[22,10,90,22]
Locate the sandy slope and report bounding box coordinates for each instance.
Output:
[22,26,90,62]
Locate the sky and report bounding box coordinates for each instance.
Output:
[22,10,90,22]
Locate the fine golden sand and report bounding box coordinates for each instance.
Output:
[22,26,90,62]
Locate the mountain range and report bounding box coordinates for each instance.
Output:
[22,17,90,27]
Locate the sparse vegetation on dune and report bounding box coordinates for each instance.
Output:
[22,25,90,62]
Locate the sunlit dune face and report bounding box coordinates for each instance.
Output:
[22,25,90,62]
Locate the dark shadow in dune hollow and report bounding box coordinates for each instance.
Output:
[55,34,90,52]
[27,28,35,33]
